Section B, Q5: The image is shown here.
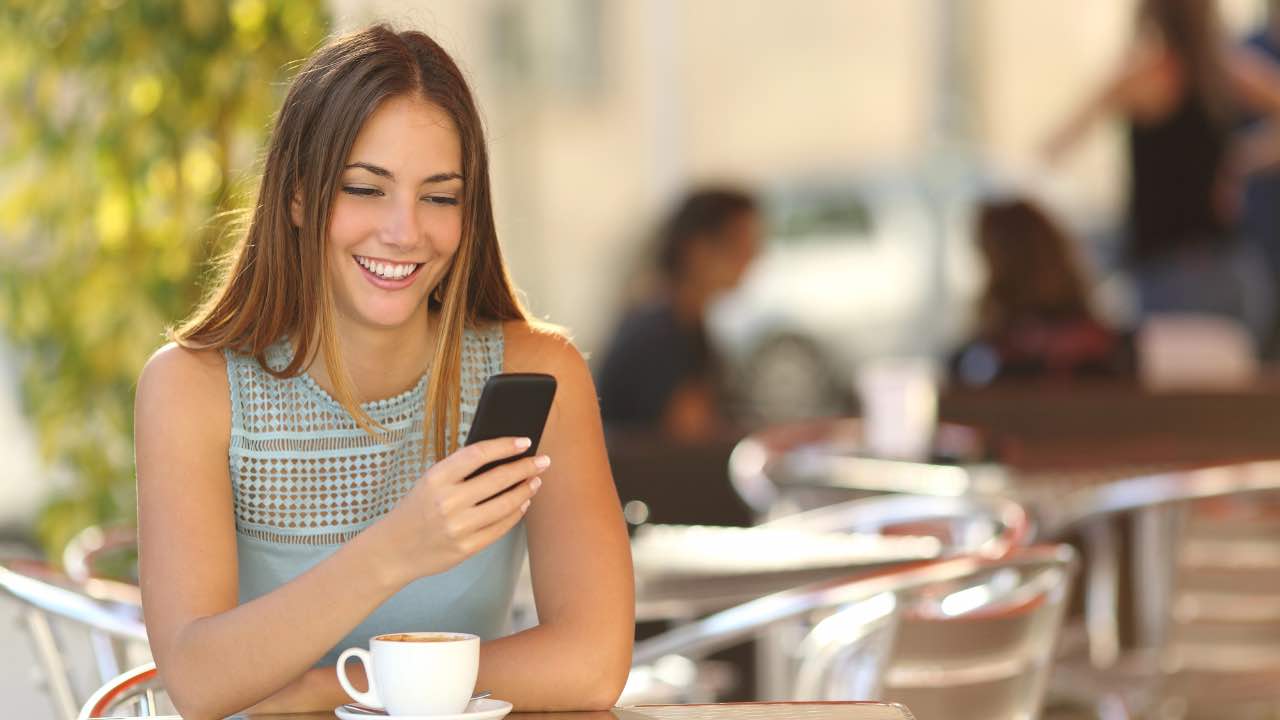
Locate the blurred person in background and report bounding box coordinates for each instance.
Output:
[596,188,761,443]
[133,25,632,717]
[1044,0,1280,349]
[1241,0,1280,358]
[953,197,1135,386]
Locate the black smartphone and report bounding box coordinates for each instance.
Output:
[463,372,557,479]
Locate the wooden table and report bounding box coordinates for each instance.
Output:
[97,700,916,719]
[940,380,1280,478]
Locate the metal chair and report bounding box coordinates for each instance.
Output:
[62,525,138,585]
[77,661,167,719]
[761,492,1031,558]
[0,559,149,720]
[625,545,1076,720]
[629,491,1033,623]
[728,417,1008,520]
[1041,460,1280,719]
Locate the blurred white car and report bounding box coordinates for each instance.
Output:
[707,171,983,423]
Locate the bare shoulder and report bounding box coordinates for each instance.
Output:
[501,319,590,380]
[136,342,230,436]
[140,342,227,393]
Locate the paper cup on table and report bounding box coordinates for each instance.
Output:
[855,357,939,461]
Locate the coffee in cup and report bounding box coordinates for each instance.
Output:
[377,633,459,643]
[337,631,479,715]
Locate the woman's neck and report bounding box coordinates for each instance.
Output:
[303,310,439,405]
[670,278,712,328]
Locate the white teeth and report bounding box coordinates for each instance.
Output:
[356,256,417,280]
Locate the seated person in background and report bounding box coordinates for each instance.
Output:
[953,198,1135,386]
[596,188,761,443]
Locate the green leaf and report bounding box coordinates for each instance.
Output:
[1,0,330,561]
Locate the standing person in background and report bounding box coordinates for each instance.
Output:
[596,188,761,443]
[1241,0,1280,358]
[1043,0,1280,348]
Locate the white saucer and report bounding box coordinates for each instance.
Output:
[334,698,512,720]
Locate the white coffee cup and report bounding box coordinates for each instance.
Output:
[336,631,479,715]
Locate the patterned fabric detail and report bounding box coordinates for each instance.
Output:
[225,324,506,544]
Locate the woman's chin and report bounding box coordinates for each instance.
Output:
[354,300,429,330]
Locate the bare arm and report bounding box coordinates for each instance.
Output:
[1225,46,1280,174]
[135,344,542,719]
[475,328,635,709]
[243,328,636,712]
[1042,39,1156,164]
[662,379,720,444]
[1227,45,1280,116]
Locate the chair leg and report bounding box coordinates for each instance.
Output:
[1131,505,1179,653]
[89,630,122,685]
[22,607,79,720]
[1083,520,1121,669]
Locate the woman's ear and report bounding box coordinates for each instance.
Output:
[290,191,304,228]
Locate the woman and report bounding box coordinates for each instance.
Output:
[953,198,1133,385]
[596,187,760,443]
[1044,0,1280,343]
[134,25,634,717]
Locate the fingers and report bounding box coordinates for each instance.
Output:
[431,437,531,483]
[455,453,549,508]
[458,482,540,554]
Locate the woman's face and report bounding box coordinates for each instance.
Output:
[322,94,464,333]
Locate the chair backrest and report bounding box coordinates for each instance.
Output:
[791,591,901,700]
[876,553,1073,720]
[0,560,149,720]
[77,661,169,720]
[626,493,1032,625]
[728,417,1003,518]
[62,525,138,585]
[1042,460,1280,714]
[762,493,1032,559]
[628,546,1075,719]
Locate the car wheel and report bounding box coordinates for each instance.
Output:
[740,336,847,424]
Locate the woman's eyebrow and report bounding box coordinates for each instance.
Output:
[343,162,463,184]
[423,171,464,184]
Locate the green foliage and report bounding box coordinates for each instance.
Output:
[0,0,329,561]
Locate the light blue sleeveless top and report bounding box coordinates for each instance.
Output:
[223,324,525,667]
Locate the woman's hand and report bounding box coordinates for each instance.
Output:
[382,437,546,582]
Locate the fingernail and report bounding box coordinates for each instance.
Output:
[531,477,543,492]
[534,455,551,469]
[520,499,531,513]
[515,437,532,450]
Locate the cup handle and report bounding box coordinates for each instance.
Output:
[336,648,382,709]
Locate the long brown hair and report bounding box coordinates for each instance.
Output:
[1139,0,1232,123]
[976,198,1096,337]
[173,24,527,457]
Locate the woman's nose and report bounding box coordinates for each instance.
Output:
[381,196,420,247]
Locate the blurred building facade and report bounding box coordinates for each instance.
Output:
[331,0,1267,355]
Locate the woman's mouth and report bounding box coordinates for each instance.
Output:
[353,255,424,289]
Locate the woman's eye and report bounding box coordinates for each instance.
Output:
[422,195,460,206]
[342,186,383,197]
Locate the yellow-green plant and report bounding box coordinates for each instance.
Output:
[0,0,329,561]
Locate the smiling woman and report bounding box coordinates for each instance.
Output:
[131,24,633,718]
[319,96,463,334]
